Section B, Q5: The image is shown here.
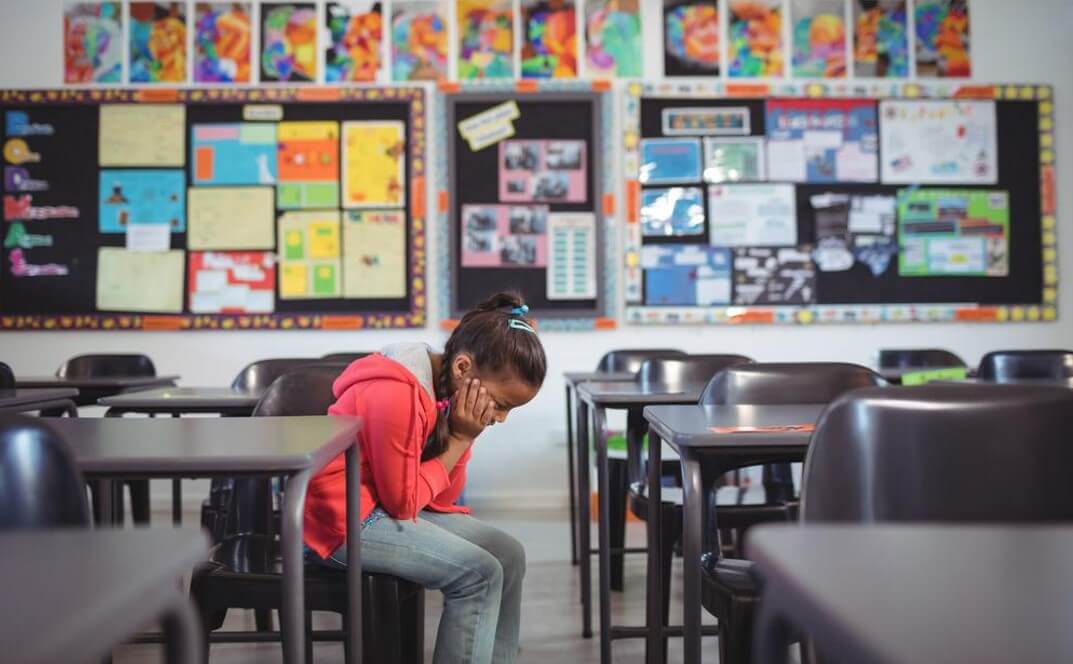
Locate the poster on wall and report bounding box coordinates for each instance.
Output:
[663,0,720,77]
[278,210,342,298]
[733,246,816,305]
[63,2,123,83]
[499,140,587,204]
[261,3,318,82]
[703,137,766,183]
[914,0,970,78]
[879,100,997,184]
[809,191,896,273]
[521,0,578,79]
[639,138,703,185]
[708,184,797,246]
[728,0,783,77]
[456,0,514,79]
[790,0,847,78]
[99,169,186,232]
[391,1,448,81]
[766,99,879,182]
[188,251,275,313]
[129,2,187,83]
[898,188,1008,277]
[342,121,406,208]
[461,204,548,268]
[343,209,407,298]
[325,1,383,82]
[192,123,278,186]
[852,0,908,78]
[193,2,252,83]
[642,244,732,306]
[546,212,597,300]
[641,187,706,238]
[585,0,642,78]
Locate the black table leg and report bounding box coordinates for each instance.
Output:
[680,450,704,664]
[171,413,182,525]
[645,432,665,664]
[566,382,578,566]
[594,406,612,664]
[577,398,593,638]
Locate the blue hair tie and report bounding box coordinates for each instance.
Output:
[511,305,529,317]
[508,319,537,333]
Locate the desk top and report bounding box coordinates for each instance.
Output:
[577,381,701,407]
[0,387,79,408]
[643,404,825,449]
[940,377,1073,388]
[15,375,180,390]
[0,527,208,664]
[747,524,1073,664]
[99,386,261,411]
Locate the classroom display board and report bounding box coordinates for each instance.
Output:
[440,82,614,329]
[622,81,1056,325]
[0,86,427,330]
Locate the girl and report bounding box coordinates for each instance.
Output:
[304,292,546,664]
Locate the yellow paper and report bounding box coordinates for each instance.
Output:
[342,121,406,208]
[308,221,340,259]
[187,187,275,250]
[280,264,308,298]
[278,121,338,141]
[343,210,406,299]
[278,210,342,299]
[96,248,184,313]
[99,104,185,167]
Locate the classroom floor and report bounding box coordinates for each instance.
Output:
[113,507,734,664]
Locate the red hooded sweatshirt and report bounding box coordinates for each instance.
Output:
[304,353,471,559]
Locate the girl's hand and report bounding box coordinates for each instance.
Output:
[449,378,496,442]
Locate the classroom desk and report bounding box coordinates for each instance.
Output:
[0,387,79,416]
[644,404,824,664]
[748,525,1073,664]
[16,375,180,406]
[563,370,635,565]
[99,386,262,417]
[575,380,702,658]
[0,527,208,664]
[47,415,363,664]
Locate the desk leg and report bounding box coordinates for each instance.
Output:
[96,479,116,527]
[680,451,704,664]
[345,443,363,664]
[566,382,578,566]
[171,414,182,525]
[282,470,312,664]
[645,432,664,664]
[162,592,204,664]
[577,398,593,638]
[594,406,612,664]
[752,598,791,664]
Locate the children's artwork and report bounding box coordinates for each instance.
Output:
[766,99,879,182]
[391,1,448,81]
[852,0,908,78]
[790,0,846,78]
[898,188,1009,277]
[278,210,342,298]
[499,140,587,204]
[662,107,750,136]
[129,2,187,83]
[708,184,797,246]
[342,121,405,208]
[63,2,122,83]
[641,187,706,238]
[641,244,733,306]
[187,186,275,250]
[521,0,578,79]
[99,169,185,233]
[461,205,548,268]
[728,0,784,77]
[733,246,816,305]
[192,123,277,186]
[879,100,997,184]
[326,2,383,82]
[96,247,185,312]
[261,3,317,82]
[915,0,970,78]
[188,251,275,313]
[664,1,720,76]
[456,0,514,79]
[703,137,766,183]
[585,0,642,78]
[547,212,597,300]
[99,104,185,167]
[343,209,406,298]
[809,191,894,272]
[639,138,702,185]
[278,121,340,209]
[193,2,252,83]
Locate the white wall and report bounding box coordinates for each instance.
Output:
[2,0,1072,510]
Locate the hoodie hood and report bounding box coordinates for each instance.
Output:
[329,353,434,417]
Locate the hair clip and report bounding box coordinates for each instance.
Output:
[508,319,537,334]
[435,399,451,412]
[510,304,529,317]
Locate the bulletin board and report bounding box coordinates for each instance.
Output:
[439,81,616,330]
[623,81,1057,325]
[0,86,427,331]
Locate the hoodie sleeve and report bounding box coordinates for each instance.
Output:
[357,379,451,520]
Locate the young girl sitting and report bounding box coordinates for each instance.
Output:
[304,292,546,664]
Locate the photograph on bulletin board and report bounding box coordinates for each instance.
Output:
[852,0,908,78]
[520,0,578,79]
[456,0,514,79]
[129,2,188,83]
[325,1,383,82]
[727,0,784,77]
[663,0,721,77]
[914,0,970,78]
[261,2,318,82]
[63,2,123,84]
[790,0,847,78]
[391,1,448,81]
[585,0,642,78]
[193,2,252,83]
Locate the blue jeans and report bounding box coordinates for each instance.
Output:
[319,509,525,664]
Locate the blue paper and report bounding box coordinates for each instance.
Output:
[641,187,706,237]
[191,123,278,186]
[98,170,185,233]
[642,244,732,306]
[639,138,703,185]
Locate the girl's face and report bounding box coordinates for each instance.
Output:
[451,353,539,425]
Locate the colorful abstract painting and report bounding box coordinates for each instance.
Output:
[326,2,383,82]
[261,3,317,82]
[193,2,252,83]
[915,0,970,77]
[63,2,122,83]
[853,0,907,77]
[664,0,720,76]
[585,0,642,78]
[457,0,514,79]
[521,0,577,79]
[129,2,187,83]
[791,0,846,78]
[728,0,783,77]
[391,1,447,81]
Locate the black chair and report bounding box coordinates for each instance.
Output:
[321,352,371,363]
[0,362,14,389]
[191,366,424,664]
[977,349,1073,381]
[0,414,90,528]
[596,348,686,373]
[877,348,967,369]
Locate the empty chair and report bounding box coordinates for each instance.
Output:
[229,358,330,394]
[977,349,1073,382]
[0,415,89,529]
[0,362,14,390]
[877,348,966,369]
[637,354,753,389]
[56,353,156,378]
[321,352,371,363]
[596,348,686,373]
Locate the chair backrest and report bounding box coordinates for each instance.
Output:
[321,352,371,363]
[801,385,1073,523]
[877,348,966,370]
[230,358,340,393]
[251,366,340,417]
[637,355,753,390]
[0,362,14,389]
[700,362,885,405]
[0,416,90,528]
[977,350,1073,381]
[56,353,156,378]
[596,349,686,374]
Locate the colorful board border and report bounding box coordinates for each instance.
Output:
[623,80,1057,325]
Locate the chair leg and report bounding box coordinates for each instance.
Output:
[608,458,627,592]
[399,587,425,664]
[717,594,756,664]
[128,479,151,525]
[304,611,314,664]
[659,506,680,663]
[255,609,273,632]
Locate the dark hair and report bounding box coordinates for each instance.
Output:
[423,291,547,460]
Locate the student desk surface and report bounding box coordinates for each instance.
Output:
[0,387,79,415]
[99,386,261,416]
[15,375,180,406]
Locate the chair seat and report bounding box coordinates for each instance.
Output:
[701,558,761,615]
